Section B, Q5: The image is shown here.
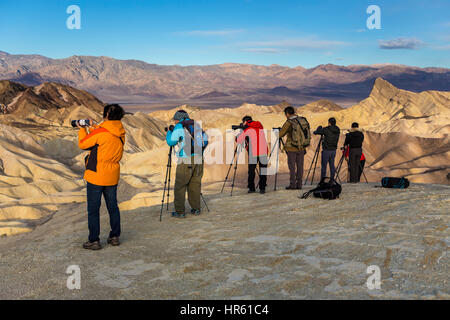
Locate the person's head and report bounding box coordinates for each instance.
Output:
[173,110,189,122]
[103,104,125,121]
[284,106,296,119]
[328,117,336,126]
[352,122,359,129]
[242,115,252,126]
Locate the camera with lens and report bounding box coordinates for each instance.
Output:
[231,123,247,131]
[313,125,324,135]
[71,119,91,128]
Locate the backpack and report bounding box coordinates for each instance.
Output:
[289,116,311,149]
[300,177,342,200]
[381,177,410,189]
[180,120,208,155]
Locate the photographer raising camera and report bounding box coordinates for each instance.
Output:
[77,104,126,250]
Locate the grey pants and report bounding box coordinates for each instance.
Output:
[287,151,304,188]
[321,149,336,181]
[349,148,362,183]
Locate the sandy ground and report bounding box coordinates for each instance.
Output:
[0,182,448,299]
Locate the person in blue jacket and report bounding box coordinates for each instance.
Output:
[166,110,208,218]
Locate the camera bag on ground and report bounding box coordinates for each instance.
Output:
[289,116,311,148]
[380,177,410,189]
[300,177,342,200]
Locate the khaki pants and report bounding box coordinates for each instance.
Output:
[174,157,204,213]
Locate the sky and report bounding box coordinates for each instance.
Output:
[1,0,449,68]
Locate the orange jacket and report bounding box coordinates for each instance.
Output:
[78,120,126,186]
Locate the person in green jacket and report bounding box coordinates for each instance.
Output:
[279,106,308,190]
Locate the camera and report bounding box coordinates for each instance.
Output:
[313,126,324,135]
[165,125,175,132]
[232,123,247,130]
[71,119,91,128]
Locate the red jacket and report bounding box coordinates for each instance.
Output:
[236,121,268,157]
[344,147,365,161]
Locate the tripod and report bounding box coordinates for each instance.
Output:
[160,146,173,222]
[335,147,368,184]
[334,150,347,184]
[221,143,244,196]
[304,135,323,185]
[160,147,210,221]
[267,134,286,191]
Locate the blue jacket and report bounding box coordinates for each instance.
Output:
[166,118,208,158]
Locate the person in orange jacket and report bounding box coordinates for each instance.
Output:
[78,104,126,250]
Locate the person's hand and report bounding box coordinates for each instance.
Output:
[88,118,95,127]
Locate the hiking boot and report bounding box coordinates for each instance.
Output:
[296,185,303,190]
[259,189,266,194]
[171,212,186,218]
[285,186,296,190]
[190,209,201,216]
[107,236,120,246]
[248,189,256,194]
[82,240,102,250]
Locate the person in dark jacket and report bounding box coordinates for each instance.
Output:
[315,118,340,181]
[344,147,366,181]
[236,116,268,194]
[344,122,365,183]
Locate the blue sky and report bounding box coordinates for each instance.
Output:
[1,0,449,68]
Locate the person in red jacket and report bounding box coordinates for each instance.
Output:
[344,147,366,182]
[236,116,269,194]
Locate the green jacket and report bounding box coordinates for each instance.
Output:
[279,116,304,152]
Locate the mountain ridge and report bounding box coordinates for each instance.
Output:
[1,51,449,105]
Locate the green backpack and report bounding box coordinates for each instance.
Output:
[289,116,311,148]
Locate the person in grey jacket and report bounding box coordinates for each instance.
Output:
[314,118,340,181]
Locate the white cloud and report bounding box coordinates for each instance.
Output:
[378,38,424,50]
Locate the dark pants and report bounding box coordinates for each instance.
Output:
[87,182,121,242]
[358,159,366,181]
[321,150,336,180]
[287,151,305,188]
[248,155,268,191]
[349,148,362,183]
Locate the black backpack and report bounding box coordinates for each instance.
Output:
[381,177,410,189]
[300,178,342,200]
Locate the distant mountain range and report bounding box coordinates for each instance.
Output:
[0,51,449,107]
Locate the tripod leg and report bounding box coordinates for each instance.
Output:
[310,146,321,185]
[304,138,322,185]
[360,162,369,184]
[200,193,210,212]
[231,159,238,197]
[221,146,238,193]
[166,151,172,210]
[274,138,281,191]
[159,152,171,222]
[334,154,345,184]
[230,147,240,196]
